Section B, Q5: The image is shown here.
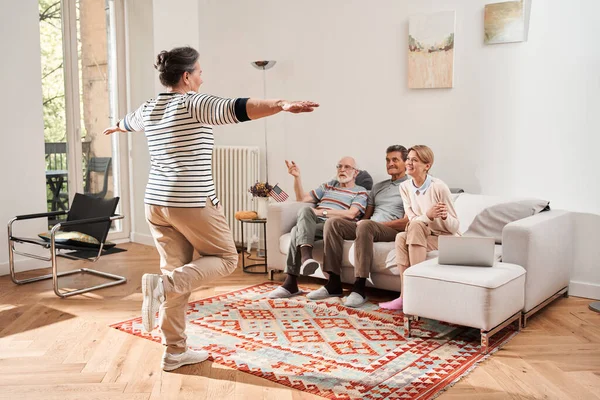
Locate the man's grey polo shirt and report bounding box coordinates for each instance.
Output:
[368,176,409,223]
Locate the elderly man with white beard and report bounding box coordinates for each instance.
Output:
[267,157,368,299]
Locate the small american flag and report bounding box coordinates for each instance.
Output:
[269,184,289,202]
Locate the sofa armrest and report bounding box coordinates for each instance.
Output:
[266,202,314,269]
[502,210,573,313]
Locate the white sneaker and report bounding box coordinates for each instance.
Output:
[161,349,209,371]
[141,274,165,332]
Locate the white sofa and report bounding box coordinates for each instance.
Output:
[266,193,573,326]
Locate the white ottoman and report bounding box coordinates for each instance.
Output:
[403,259,526,353]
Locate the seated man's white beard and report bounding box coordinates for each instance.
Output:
[337,175,353,184]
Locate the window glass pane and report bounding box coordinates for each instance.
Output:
[77,0,122,232]
[40,0,122,232]
[79,0,113,196]
[39,0,69,224]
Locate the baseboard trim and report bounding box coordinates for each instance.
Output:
[569,280,600,300]
[0,258,48,277]
[131,232,156,247]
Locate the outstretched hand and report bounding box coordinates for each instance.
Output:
[285,160,301,178]
[103,124,125,135]
[281,101,319,113]
[103,125,120,135]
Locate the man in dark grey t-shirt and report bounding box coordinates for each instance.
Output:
[306,145,410,307]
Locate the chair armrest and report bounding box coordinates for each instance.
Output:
[55,214,124,229]
[266,202,314,258]
[15,210,68,221]
[502,210,573,312]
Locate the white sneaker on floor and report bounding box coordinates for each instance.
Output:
[141,273,165,332]
[161,349,209,371]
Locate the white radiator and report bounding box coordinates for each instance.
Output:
[212,145,260,245]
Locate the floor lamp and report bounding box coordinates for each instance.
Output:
[251,60,276,258]
[251,60,276,184]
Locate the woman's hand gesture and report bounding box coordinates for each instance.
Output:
[103,125,120,135]
[103,121,126,136]
[280,101,319,113]
[426,202,448,220]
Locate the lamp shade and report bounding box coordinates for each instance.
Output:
[251,60,276,70]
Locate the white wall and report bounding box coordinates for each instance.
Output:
[570,213,600,299]
[125,0,156,245]
[125,0,203,245]
[0,0,49,275]
[173,0,599,213]
[127,0,599,297]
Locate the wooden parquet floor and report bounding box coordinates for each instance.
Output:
[0,242,598,399]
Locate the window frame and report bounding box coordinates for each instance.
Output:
[60,0,131,241]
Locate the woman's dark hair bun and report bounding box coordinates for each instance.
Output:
[154,47,199,87]
[154,50,170,73]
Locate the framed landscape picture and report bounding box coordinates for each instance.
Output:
[484,0,527,44]
[408,11,456,89]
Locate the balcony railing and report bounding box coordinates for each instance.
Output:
[45,141,91,171]
[45,141,91,214]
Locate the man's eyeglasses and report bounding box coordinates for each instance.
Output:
[336,164,356,171]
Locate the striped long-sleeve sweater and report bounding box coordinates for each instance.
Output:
[122,92,249,208]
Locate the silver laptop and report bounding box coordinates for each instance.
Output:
[438,236,496,267]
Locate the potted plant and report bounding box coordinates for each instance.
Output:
[248,181,272,219]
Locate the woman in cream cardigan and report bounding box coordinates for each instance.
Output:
[379,145,460,310]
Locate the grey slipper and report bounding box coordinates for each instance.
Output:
[300,259,321,276]
[266,286,304,299]
[344,292,368,308]
[306,286,343,300]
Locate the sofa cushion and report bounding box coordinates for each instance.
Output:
[404,258,525,288]
[38,231,116,249]
[454,193,549,243]
[356,170,373,191]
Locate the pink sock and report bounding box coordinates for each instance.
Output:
[379,297,403,310]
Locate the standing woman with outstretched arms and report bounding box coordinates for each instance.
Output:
[103,46,318,371]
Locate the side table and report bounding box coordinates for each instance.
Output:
[239,218,267,274]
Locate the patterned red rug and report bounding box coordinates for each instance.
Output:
[111,282,517,399]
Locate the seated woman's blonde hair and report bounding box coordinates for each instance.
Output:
[407,145,434,171]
